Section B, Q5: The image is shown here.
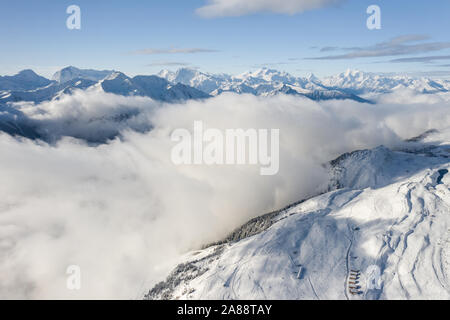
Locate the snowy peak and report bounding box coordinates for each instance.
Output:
[100,72,136,96]
[0,69,52,91]
[157,69,175,81]
[306,73,319,82]
[234,67,297,85]
[323,69,376,89]
[159,68,204,83]
[15,69,42,80]
[104,71,130,82]
[52,66,114,84]
[159,68,228,94]
[343,69,365,79]
[173,68,201,82]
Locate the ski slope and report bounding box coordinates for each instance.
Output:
[146,130,450,300]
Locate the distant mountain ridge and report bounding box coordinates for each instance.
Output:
[159,67,450,97]
[0,67,449,108]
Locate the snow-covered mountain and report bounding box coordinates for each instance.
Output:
[158,67,372,102]
[158,68,230,94]
[0,68,209,106]
[0,78,96,104]
[100,72,210,102]
[159,68,450,100]
[0,69,52,91]
[146,129,450,300]
[234,68,299,86]
[52,66,114,84]
[159,67,450,103]
[261,84,371,103]
[158,67,325,95]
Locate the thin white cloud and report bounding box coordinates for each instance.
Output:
[389,55,450,63]
[130,48,218,55]
[146,61,191,67]
[308,35,450,60]
[196,0,344,18]
[320,46,339,52]
[400,70,450,78]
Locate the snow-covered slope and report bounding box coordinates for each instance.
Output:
[146,130,450,300]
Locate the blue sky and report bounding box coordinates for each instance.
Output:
[1,0,449,78]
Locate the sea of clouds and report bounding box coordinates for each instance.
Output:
[0,88,449,298]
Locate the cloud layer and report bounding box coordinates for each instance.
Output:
[196,0,343,18]
[1,89,450,298]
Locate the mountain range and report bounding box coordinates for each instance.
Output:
[0,66,209,105]
[158,67,450,98]
[1,66,450,108]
